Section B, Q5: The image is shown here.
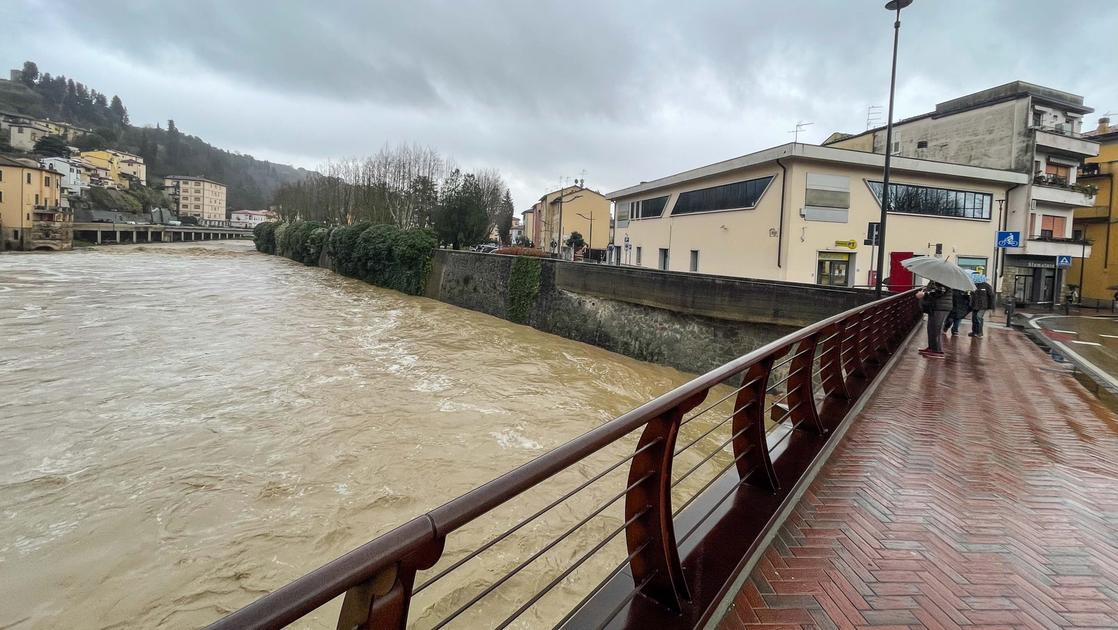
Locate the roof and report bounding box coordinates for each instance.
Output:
[0,154,52,171]
[824,80,1093,146]
[522,208,535,214]
[606,142,1028,200]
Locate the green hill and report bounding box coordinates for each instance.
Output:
[1,62,311,209]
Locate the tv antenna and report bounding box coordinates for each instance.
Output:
[866,105,883,129]
[788,120,814,143]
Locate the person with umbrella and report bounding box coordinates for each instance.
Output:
[904,256,977,359]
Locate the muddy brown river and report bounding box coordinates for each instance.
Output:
[0,242,736,629]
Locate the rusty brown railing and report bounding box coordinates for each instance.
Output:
[207,289,921,630]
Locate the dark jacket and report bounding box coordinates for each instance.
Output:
[971,281,995,311]
[921,283,953,312]
[950,289,971,318]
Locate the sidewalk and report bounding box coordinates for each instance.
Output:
[717,323,1118,629]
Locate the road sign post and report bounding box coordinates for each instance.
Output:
[996,231,1021,249]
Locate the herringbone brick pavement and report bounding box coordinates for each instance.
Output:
[718,327,1118,630]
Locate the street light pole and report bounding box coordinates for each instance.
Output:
[875,0,913,298]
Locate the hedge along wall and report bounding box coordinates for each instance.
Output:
[253,221,437,296]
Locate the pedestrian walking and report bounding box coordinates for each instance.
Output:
[917,281,952,358]
[943,289,971,336]
[968,274,995,338]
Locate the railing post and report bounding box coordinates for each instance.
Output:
[624,390,706,612]
[336,540,443,630]
[785,335,826,435]
[731,357,780,492]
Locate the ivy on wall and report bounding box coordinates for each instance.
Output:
[507,256,542,324]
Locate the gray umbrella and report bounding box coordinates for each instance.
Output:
[901,256,977,292]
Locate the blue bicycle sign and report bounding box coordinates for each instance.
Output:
[996,231,1020,248]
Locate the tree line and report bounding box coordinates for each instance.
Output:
[270,144,516,249]
[4,61,308,209]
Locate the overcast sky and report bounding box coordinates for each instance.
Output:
[3,1,1117,211]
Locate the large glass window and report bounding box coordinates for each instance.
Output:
[867,181,992,220]
[631,195,668,219]
[672,176,774,215]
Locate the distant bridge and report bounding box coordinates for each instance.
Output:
[72,222,253,245]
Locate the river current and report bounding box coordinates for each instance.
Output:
[0,242,705,628]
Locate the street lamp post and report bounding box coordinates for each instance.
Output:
[875,0,914,297]
[576,211,594,261]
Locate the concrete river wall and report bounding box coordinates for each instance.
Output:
[425,250,872,375]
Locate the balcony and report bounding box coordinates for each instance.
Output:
[1032,175,1096,207]
[1034,128,1100,158]
[1024,235,1092,258]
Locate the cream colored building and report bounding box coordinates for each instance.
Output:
[609,143,1027,292]
[163,175,227,225]
[0,155,72,251]
[4,119,53,152]
[79,149,146,188]
[532,185,611,257]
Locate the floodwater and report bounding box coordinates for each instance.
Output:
[0,242,728,629]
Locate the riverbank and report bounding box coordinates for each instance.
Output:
[253,222,871,375]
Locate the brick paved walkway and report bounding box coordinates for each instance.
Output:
[718,327,1118,629]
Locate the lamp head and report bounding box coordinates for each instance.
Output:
[885,0,913,9]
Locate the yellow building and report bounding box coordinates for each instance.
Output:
[0,155,72,251]
[1070,118,1118,301]
[162,175,228,225]
[521,207,536,246]
[533,184,611,257]
[609,143,1027,291]
[79,149,146,188]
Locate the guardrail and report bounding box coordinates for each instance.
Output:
[206,289,921,630]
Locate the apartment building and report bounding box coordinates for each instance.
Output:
[163,175,227,225]
[522,207,536,246]
[530,184,611,257]
[40,156,88,198]
[608,143,1026,289]
[1069,118,1118,301]
[229,209,277,229]
[3,119,53,152]
[824,81,1099,305]
[0,155,72,251]
[79,149,146,188]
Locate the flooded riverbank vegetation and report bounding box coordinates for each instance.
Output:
[254,220,438,295]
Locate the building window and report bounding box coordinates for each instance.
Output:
[44,176,50,186]
[194,204,201,209]
[658,248,669,270]
[1039,215,1067,239]
[0,191,3,202]
[635,246,642,266]
[867,181,992,220]
[34,194,39,205]
[631,195,669,219]
[26,173,32,184]
[690,250,699,272]
[14,230,19,239]
[817,252,852,287]
[917,140,928,149]
[1044,162,1070,185]
[1033,111,1043,127]
[956,256,988,273]
[673,176,774,216]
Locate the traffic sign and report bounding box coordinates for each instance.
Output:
[996,231,1020,248]
[1056,255,1072,268]
[864,222,880,247]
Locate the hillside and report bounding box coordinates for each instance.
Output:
[0,63,311,209]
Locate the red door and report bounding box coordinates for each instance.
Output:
[889,251,915,292]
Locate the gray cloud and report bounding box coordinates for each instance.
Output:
[3,0,1117,210]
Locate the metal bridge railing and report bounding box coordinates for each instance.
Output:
[206,289,921,630]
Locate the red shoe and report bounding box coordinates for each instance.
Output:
[918,347,932,354]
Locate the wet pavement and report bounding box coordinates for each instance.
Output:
[1031,315,1118,387]
[718,324,1118,629]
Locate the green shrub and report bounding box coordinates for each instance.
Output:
[354,224,401,284]
[256,219,435,296]
[507,256,542,324]
[253,222,277,254]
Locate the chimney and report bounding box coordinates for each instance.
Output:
[1099,117,1111,134]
